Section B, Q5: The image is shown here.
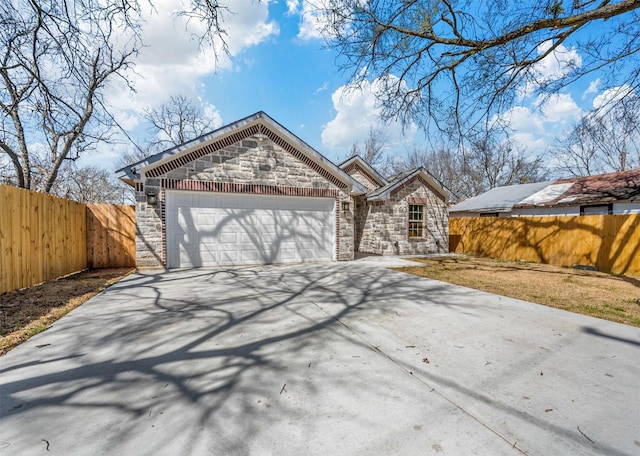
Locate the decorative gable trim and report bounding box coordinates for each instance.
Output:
[391,175,447,202]
[161,178,340,198]
[342,162,384,190]
[146,125,259,177]
[143,123,353,190]
[338,155,387,187]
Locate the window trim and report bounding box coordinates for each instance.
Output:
[408,204,425,239]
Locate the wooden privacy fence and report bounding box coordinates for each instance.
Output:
[86,203,136,269]
[0,185,135,294]
[449,214,640,276]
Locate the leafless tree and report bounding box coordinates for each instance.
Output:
[552,89,640,176]
[398,146,466,197]
[0,0,229,193]
[319,0,640,131]
[350,126,389,170]
[118,95,216,169]
[145,95,213,154]
[464,134,548,195]
[0,1,140,192]
[394,131,548,198]
[52,164,128,203]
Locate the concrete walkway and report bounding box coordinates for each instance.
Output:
[1,258,639,455]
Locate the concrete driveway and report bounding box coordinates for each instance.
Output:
[1,258,639,455]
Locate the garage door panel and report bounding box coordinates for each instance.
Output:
[240,232,259,244]
[279,240,298,250]
[218,233,238,244]
[195,213,217,226]
[217,219,241,231]
[279,249,296,260]
[218,251,239,263]
[241,250,262,261]
[166,191,336,268]
[299,249,317,259]
[261,232,280,243]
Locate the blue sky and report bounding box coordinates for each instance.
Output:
[90,0,631,171]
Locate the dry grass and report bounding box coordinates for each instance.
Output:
[394,256,640,327]
[0,268,133,355]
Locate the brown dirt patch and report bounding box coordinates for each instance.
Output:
[0,268,134,355]
[394,256,640,327]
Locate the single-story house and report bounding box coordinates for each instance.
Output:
[450,169,640,217]
[117,112,450,268]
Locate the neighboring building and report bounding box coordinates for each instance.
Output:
[449,181,553,217]
[118,112,450,268]
[450,169,640,217]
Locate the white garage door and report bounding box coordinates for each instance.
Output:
[165,191,336,268]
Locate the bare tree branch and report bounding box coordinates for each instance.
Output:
[551,89,640,176]
[319,0,640,131]
[0,0,230,192]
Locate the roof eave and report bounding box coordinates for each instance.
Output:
[338,155,389,187]
[117,111,367,193]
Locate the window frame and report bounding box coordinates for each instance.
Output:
[408,204,425,239]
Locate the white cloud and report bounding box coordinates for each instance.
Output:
[286,0,299,15]
[321,78,417,152]
[537,93,582,123]
[494,106,548,151]
[295,1,330,41]
[499,106,544,134]
[510,132,548,152]
[495,92,582,152]
[518,41,582,100]
[201,101,224,133]
[593,84,634,110]
[314,81,329,95]
[534,41,582,82]
[107,0,278,119]
[583,78,601,98]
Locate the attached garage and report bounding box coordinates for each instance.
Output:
[165,191,336,268]
[118,112,367,268]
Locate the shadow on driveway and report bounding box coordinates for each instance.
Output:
[1,262,638,455]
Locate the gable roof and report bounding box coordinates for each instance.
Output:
[338,155,388,188]
[515,169,640,208]
[117,111,367,194]
[450,168,640,214]
[450,181,553,214]
[367,167,450,203]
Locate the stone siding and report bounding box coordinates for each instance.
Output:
[135,137,354,267]
[347,170,379,192]
[357,179,449,255]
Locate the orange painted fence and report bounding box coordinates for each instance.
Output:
[449,215,640,276]
[0,185,135,294]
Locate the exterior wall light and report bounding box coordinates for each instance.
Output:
[341,201,350,212]
[146,189,158,205]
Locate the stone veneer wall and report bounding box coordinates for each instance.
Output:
[135,137,354,267]
[353,194,368,251]
[357,179,448,255]
[347,169,379,192]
